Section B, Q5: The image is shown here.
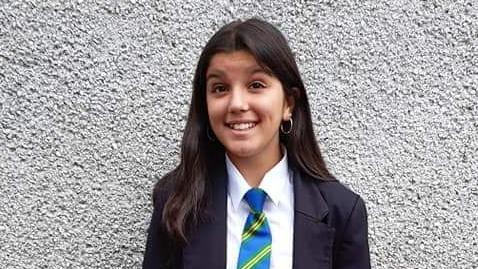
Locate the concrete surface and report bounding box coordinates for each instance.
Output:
[0,0,477,268]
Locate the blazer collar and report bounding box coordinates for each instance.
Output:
[292,167,329,221]
[182,160,335,269]
[291,168,335,269]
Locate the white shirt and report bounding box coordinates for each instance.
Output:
[225,152,294,269]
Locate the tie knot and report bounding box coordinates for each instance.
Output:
[243,188,267,213]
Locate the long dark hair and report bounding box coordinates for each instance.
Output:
[155,18,334,243]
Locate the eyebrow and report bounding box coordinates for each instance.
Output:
[206,67,268,81]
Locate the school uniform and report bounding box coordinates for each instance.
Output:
[226,152,294,268]
[143,153,370,269]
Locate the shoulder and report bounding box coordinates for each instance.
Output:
[293,168,367,224]
[314,178,367,232]
[317,179,363,212]
[298,175,366,227]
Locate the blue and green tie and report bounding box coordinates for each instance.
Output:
[236,188,272,269]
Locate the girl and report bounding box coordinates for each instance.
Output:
[143,18,370,269]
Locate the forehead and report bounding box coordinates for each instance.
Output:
[206,51,265,78]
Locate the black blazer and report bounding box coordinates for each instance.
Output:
[143,161,370,269]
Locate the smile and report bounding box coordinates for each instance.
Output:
[226,122,257,130]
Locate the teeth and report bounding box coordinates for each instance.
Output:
[229,122,255,130]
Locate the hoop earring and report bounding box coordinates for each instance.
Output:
[280,118,293,135]
[206,125,216,141]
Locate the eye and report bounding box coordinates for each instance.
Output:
[249,81,266,90]
[211,84,227,94]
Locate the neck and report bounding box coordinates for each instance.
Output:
[227,145,283,187]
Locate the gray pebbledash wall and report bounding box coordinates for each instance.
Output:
[1,0,477,268]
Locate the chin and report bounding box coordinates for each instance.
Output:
[225,144,258,159]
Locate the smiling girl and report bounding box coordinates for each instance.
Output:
[143,18,370,269]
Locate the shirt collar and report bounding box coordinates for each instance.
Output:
[226,148,290,211]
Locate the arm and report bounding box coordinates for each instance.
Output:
[334,196,371,269]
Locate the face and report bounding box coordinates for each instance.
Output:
[205,50,294,163]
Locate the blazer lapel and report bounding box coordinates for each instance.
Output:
[292,170,335,269]
[182,163,228,269]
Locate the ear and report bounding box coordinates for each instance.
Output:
[283,92,296,120]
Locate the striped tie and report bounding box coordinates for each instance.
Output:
[236,188,272,269]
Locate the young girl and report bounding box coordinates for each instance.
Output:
[143,18,370,269]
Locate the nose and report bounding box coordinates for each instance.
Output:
[228,87,249,113]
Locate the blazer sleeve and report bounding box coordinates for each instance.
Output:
[142,191,176,269]
[334,196,371,269]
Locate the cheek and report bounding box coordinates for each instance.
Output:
[206,100,223,125]
[268,99,288,121]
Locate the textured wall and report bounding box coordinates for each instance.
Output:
[1,0,477,268]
